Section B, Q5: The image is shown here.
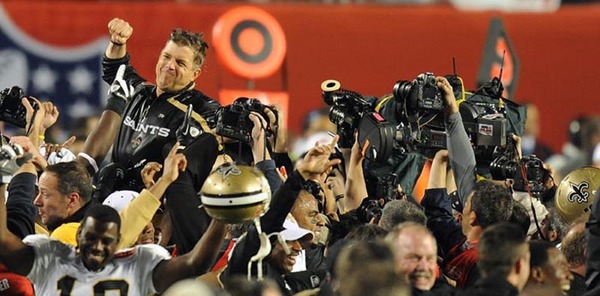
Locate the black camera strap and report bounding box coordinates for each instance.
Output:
[25,107,38,136]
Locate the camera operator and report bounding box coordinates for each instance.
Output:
[420,77,515,289]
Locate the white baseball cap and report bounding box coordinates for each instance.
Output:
[281,219,314,242]
[102,190,139,213]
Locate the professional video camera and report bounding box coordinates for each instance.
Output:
[216,97,278,143]
[489,138,549,197]
[0,86,39,129]
[321,79,419,163]
[392,72,520,160]
[321,80,379,148]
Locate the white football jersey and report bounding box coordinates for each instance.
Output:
[23,235,170,296]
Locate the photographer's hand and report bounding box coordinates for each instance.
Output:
[319,171,339,219]
[543,163,556,190]
[266,105,286,153]
[249,111,271,162]
[436,76,458,114]
[298,135,341,181]
[512,134,523,160]
[429,149,449,189]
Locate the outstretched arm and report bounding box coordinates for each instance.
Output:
[152,219,227,292]
[344,137,368,211]
[438,76,477,206]
[428,150,448,189]
[261,135,342,233]
[77,18,135,173]
[117,143,186,249]
[0,174,35,276]
[146,142,225,291]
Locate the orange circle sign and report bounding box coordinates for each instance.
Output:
[212,6,287,80]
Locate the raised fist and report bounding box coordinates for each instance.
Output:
[108,18,133,45]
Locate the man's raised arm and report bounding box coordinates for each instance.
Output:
[0,167,35,276]
[438,76,477,205]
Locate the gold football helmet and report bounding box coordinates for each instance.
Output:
[200,162,271,224]
[555,166,600,223]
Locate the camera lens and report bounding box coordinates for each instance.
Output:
[329,106,346,125]
[393,81,412,102]
[489,155,517,180]
[358,198,383,224]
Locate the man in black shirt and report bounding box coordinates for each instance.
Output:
[96,18,221,254]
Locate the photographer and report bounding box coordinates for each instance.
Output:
[248,110,282,193]
[420,77,515,289]
[438,77,477,207]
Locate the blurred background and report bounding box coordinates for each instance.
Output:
[0,0,599,155]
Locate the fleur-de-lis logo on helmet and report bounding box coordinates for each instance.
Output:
[216,162,241,179]
[568,181,589,204]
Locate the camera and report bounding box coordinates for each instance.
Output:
[460,99,508,147]
[357,172,400,223]
[216,97,278,143]
[356,112,411,162]
[490,154,548,196]
[322,80,377,148]
[0,86,39,128]
[356,197,383,224]
[375,172,400,203]
[389,72,447,152]
[393,72,444,112]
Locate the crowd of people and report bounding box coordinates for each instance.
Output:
[0,17,599,296]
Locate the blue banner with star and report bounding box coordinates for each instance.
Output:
[0,4,107,132]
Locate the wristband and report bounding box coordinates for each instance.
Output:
[105,96,126,116]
